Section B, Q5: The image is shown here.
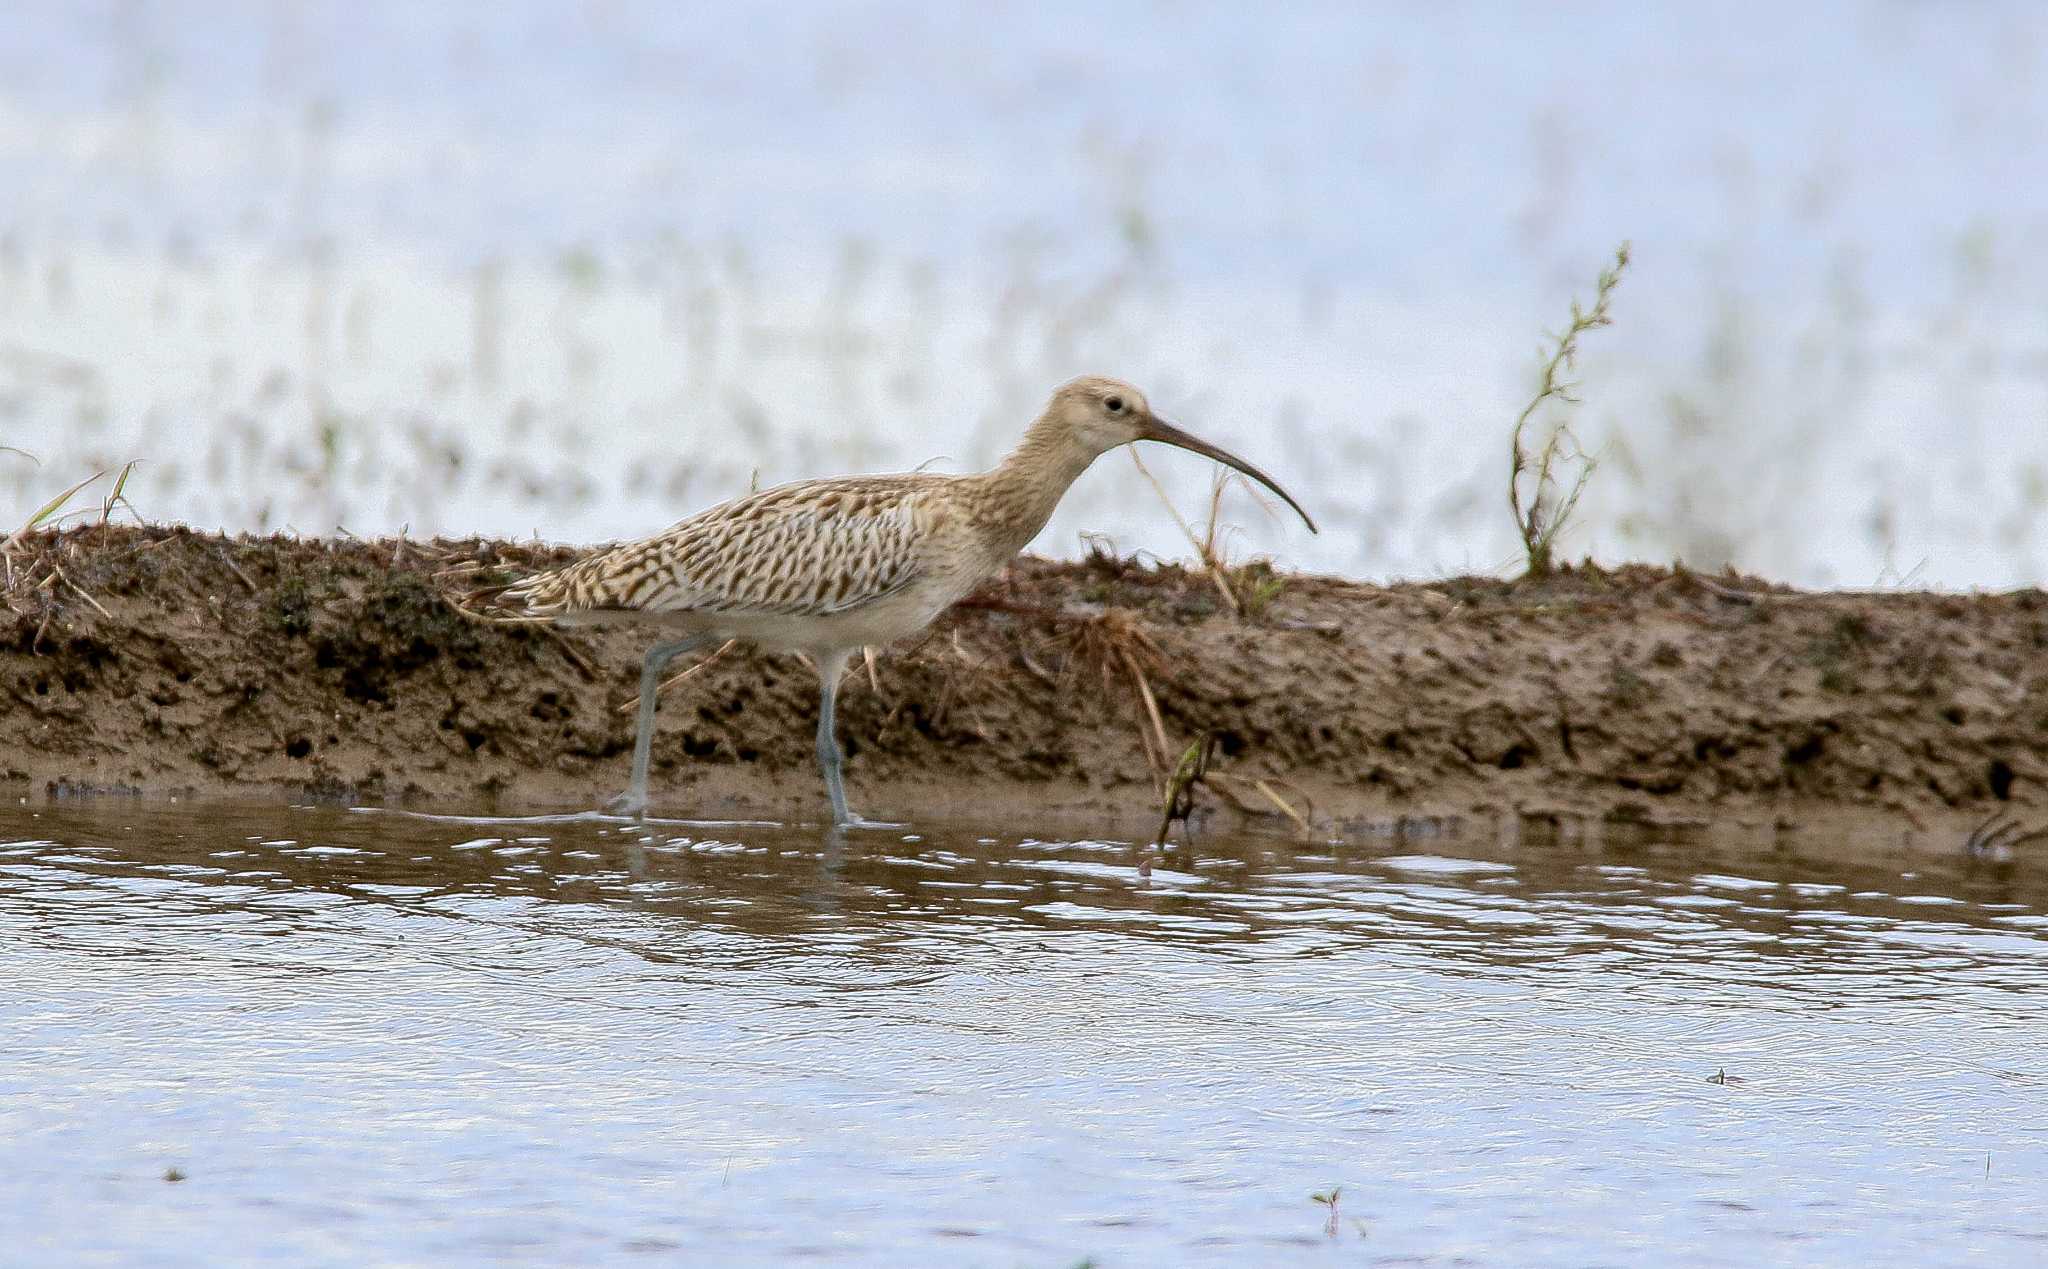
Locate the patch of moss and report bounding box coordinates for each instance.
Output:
[363,572,471,652]
[265,574,317,636]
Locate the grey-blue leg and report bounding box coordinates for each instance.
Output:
[813,649,855,825]
[610,635,712,817]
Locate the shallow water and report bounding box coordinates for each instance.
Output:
[3,804,2045,1266]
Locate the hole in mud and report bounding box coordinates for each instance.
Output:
[529,691,568,721]
[1942,704,1967,726]
[1989,758,2015,800]
[1786,734,1826,765]
[1498,742,1536,770]
[1216,730,1246,758]
[461,729,486,752]
[285,737,311,760]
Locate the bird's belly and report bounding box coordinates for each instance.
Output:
[748,584,954,653]
[622,582,955,655]
[553,574,969,655]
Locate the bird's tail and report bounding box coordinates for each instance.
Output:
[489,567,575,617]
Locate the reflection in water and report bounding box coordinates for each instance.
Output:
[2,803,2045,1264]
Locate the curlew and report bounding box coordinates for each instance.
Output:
[505,376,1317,824]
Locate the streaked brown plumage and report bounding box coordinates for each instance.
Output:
[505,375,1317,824]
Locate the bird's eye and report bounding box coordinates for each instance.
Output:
[1104,395,1124,414]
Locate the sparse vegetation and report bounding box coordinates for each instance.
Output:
[1,454,142,621]
[1153,732,1215,846]
[1130,458,1290,620]
[1508,242,1630,579]
[264,572,319,637]
[1311,1185,1342,1238]
[3,464,109,588]
[0,528,2039,838]
[1064,607,1174,785]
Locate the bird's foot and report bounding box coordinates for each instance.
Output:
[833,810,904,831]
[605,789,649,818]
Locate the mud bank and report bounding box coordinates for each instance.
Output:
[4,526,2045,855]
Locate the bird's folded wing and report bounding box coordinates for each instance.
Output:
[510,477,934,618]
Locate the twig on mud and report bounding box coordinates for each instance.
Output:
[1965,812,2048,860]
[216,548,259,595]
[1121,645,1171,784]
[539,626,600,680]
[1015,647,1058,687]
[1206,772,1315,836]
[47,565,112,620]
[456,607,555,626]
[1253,778,1313,836]
[616,637,737,711]
[431,561,494,583]
[953,593,1068,620]
[1683,573,1764,605]
[1272,617,1342,636]
[1064,608,1173,786]
[1202,773,1267,817]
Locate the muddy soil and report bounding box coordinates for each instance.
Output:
[4,526,2045,858]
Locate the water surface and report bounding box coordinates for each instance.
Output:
[3,803,2044,1265]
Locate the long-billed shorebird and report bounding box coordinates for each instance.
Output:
[506,376,1317,824]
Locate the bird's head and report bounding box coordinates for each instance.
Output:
[1045,375,1318,533]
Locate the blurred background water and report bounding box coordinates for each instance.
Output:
[4,804,2045,1264]
[4,0,2047,585]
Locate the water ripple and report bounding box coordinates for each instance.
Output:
[1,802,2045,1264]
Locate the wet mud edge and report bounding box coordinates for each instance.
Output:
[4,526,2044,857]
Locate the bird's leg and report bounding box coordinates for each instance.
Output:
[813,648,856,825]
[610,635,711,817]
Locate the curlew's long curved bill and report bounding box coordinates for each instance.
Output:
[1140,417,1320,534]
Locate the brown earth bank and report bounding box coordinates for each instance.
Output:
[4,525,2047,862]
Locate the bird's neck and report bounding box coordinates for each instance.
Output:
[970,418,1101,560]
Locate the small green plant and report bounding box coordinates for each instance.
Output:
[1230,557,1288,619]
[1509,242,1631,578]
[1153,732,1215,847]
[1130,458,1291,619]
[98,460,140,525]
[1311,1185,1342,1238]
[2,463,111,590]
